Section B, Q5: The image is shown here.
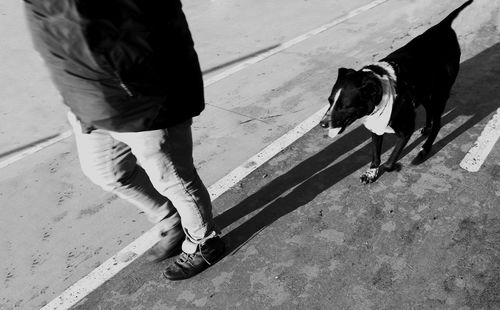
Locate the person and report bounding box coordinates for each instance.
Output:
[24,0,225,280]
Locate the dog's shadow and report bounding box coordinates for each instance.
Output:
[215,42,500,255]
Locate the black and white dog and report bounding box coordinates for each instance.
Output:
[320,0,473,183]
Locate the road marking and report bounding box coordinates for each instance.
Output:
[0,130,72,169]
[208,105,329,200]
[203,0,390,87]
[38,1,392,308]
[460,108,500,172]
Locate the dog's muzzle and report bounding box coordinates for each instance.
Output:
[320,115,346,138]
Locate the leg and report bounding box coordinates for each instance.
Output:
[360,133,383,184]
[422,96,447,153]
[111,119,218,254]
[413,92,448,164]
[370,133,384,168]
[68,112,180,230]
[421,103,432,136]
[111,120,225,279]
[382,132,412,171]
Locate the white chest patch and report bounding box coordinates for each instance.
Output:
[362,65,397,136]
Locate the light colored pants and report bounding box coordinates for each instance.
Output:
[68,112,217,253]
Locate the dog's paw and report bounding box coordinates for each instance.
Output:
[411,148,430,165]
[360,167,380,184]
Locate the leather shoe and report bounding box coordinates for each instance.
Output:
[146,224,185,262]
[163,236,225,280]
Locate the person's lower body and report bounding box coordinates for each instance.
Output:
[68,112,224,279]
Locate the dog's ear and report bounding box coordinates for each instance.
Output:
[360,75,382,102]
[337,67,355,79]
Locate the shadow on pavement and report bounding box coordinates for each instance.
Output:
[216,42,500,254]
[70,43,500,310]
[0,45,281,162]
[202,44,280,75]
[0,133,62,159]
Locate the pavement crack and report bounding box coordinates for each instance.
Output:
[206,103,269,124]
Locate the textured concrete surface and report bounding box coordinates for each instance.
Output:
[74,13,500,310]
[1,0,499,309]
[76,91,500,308]
[1,0,373,308]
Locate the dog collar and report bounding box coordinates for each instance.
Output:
[363,61,397,82]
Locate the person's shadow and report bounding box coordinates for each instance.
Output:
[215,42,500,255]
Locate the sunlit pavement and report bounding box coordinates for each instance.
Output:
[0,0,499,309]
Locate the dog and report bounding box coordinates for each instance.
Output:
[320,0,473,184]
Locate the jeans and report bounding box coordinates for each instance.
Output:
[68,112,217,254]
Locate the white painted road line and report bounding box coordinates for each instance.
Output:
[460,108,500,172]
[208,105,329,200]
[204,0,390,87]
[0,130,73,169]
[40,1,392,309]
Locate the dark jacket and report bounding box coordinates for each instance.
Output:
[25,0,205,133]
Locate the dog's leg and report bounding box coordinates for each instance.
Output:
[360,133,383,184]
[382,133,412,172]
[413,92,448,164]
[421,102,432,136]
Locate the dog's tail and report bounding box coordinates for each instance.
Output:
[439,0,473,27]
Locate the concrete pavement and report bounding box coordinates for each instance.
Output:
[75,1,500,308]
[1,0,374,307]
[1,0,499,309]
[73,39,500,308]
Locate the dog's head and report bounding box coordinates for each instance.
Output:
[320,67,383,134]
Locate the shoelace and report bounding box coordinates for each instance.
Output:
[178,244,212,266]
